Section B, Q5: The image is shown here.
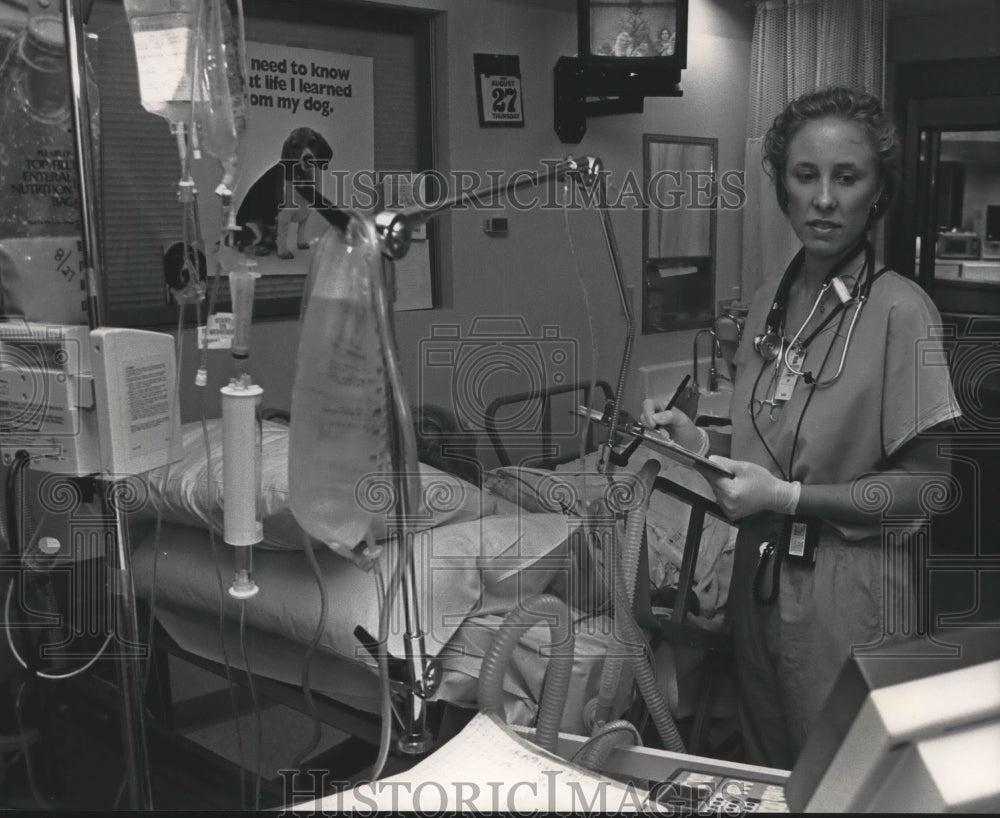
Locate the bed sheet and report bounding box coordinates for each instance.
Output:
[482,446,738,619]
[131,518,629,734]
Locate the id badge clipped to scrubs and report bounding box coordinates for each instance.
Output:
[781,516,819,564]
[773,345,803,404]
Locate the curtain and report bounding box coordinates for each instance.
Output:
[740,0,887,299]
[650,142,714,258]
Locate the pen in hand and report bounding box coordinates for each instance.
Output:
[665,374,691,411]
[640,373,690,433]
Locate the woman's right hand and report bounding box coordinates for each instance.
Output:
[641,398,704,452]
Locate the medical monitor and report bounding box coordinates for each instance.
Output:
[784,628,1000,813]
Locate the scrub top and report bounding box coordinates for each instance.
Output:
[725,261,962,768]
[730,264,962,539]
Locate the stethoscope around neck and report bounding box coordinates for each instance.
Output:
[752,238,878,387]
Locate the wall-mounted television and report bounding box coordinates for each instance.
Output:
[556,0,688,143]
[578,0,688,67]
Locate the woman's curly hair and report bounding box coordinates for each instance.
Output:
[762,86,900,221]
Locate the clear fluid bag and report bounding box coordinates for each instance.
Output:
[289,218,392,562]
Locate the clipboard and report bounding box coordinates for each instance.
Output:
[575,406,735,479]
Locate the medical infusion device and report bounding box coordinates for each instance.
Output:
[221,261,262,599]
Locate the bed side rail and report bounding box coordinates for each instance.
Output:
[484,379,614,469]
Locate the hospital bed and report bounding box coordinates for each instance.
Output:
[111,377,737,799]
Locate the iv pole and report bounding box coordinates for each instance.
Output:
[64,0,153,809]
[374,155,634,474]
[365,154,635,755]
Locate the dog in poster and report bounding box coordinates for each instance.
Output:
[235,126,348,258]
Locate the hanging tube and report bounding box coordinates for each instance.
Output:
[591,459,660,728]
[477,594,575,754]
[370,239,436,755]
[613,556,685,753]
[64,0,104,329]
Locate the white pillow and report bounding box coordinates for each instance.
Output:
[136,419,486,555]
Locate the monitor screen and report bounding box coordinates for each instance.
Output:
[785,628,1000,813]
[578,0,689,67]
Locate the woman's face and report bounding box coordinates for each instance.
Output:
[784,117,882,262]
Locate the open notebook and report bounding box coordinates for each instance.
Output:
[292,712,660,813]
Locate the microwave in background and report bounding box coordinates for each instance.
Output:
[937,231,981,260]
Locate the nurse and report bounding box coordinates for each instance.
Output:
[642,86,961,768]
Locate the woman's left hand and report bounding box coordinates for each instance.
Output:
[702,456,799,520]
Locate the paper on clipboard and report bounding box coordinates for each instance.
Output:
[575,406,734,479]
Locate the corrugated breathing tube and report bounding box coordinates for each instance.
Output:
[477,594,575,753]
[589,458,659,729]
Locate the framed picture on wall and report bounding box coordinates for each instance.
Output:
[578,0,688,67]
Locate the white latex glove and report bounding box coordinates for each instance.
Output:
[640,398,707,453]
[702,455,800,520]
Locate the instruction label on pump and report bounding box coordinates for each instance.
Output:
[199,313,234,350]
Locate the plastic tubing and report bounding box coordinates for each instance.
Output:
[477,594,575,754]
[572,719,643,772]
[591,459,660,728]
[613,555,685,753]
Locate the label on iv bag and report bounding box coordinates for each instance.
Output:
[198,313,234,350]
[129,21,195,106]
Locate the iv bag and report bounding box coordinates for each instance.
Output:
[123,0,200,125]
[194,0,248,194]
[289,219,392,562]
[0,13,99,325]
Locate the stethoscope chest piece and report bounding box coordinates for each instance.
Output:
[753,331,784,362]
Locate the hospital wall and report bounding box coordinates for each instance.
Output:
[175,0,754,441]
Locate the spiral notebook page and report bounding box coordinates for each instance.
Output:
[294,712,659,813]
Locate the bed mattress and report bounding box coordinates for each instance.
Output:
[131,518,628,734]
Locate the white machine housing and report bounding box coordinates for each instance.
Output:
[0,322,181,476]
[89,327,181,476]
[0,322,100,474]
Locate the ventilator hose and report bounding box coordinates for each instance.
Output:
[613,557,685,753]
[592,459,660,729]
[571,719,643,772]
[477,594,575,754]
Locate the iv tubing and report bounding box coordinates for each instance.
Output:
[477,594,575,754]
[368,217,435,752]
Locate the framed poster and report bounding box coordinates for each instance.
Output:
[231,42,374,277]
[474,53,524,127]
